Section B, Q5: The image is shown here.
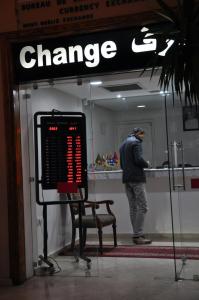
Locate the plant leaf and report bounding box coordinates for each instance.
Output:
[156,0,179,24]
[140,0,199,107]
[155,11,175,23]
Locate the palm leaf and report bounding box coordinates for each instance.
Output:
[155,11,175,23]
[156,0,179,24]
[142,0,199,107]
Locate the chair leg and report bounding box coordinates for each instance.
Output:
[98,227,103,254]
[83,228,87,248]
[112,222,117,247]
[71,227,76,250]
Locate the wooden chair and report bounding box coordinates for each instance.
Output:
[69,190,117,254]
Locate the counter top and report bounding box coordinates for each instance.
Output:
[88,167,199,180]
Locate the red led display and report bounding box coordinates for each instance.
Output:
[68,126,77,131]
[48,126,58,131]
[41,116,87,190]
[65,135,83,184]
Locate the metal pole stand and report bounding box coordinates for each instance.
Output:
[34,205,56,276]
[73,202,91,269]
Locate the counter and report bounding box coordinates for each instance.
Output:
[87,168,199,236]
[88,167,199,180]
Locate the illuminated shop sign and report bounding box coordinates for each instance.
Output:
[40,116,87,190]
[12,25,174,83]
[19,41,117,69]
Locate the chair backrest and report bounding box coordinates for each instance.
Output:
[67,189,86,222]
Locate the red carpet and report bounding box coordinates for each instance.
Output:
[59,245,199,260]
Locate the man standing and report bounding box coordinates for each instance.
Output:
[119,127,152,245]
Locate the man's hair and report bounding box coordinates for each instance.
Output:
[132,127,144,135]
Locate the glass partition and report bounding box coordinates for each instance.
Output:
[87,71,170,170]
[19,69,199,281]
[19,78,100,277]
[87,71,199,281]
[166,94,199,280]
[85,70,174,262]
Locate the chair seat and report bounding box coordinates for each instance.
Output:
[74,214,116,228]
[69,192,117,253]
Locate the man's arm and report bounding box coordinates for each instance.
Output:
[119,145,124,170]
[133,143,149,168]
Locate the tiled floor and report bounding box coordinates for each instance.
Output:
[1,237,199,300]
[1,256,199,300]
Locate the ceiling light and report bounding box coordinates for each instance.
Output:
[122,97,126,100]
[90,81,102,85]
[137,105,146,108]
[117,94,122,98]
[160,90,170,96]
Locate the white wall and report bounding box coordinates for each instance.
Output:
[82,96,199,168]
[111,105,199,167]
[85,102,169,168]
[113,108,168,167]
[84,103,115,167]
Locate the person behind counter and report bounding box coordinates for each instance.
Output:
[119,127,152,245]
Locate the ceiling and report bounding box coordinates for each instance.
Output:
[23,69,180,112]
[56,70,161,96]
[55,69,178,112]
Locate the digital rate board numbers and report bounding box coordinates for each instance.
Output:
[40,116,87,190]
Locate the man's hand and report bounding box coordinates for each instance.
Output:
[147,161,151,168]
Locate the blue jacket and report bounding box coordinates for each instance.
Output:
[119,134,148,183]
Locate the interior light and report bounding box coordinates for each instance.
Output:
[90,81,102,85]
[137,105,146,108]
[117,94,122,98]
[122,97,126,101]
[160,90,170,96]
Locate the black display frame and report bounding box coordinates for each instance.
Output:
[34,111,88,205]
[34,111,89,263]
[40,115,87,190]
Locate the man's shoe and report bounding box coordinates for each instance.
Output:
[133,236,152,245]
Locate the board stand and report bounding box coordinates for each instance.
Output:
[66,195,91,269]
[73,223,92,269]
[38,198,91,273]
[34,111,91,274]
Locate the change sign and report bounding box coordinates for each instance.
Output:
[12,25,173,83]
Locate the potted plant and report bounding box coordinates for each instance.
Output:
[142,0,199,107]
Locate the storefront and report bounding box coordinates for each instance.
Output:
[1,0,199,286]
[9,24,199,282]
